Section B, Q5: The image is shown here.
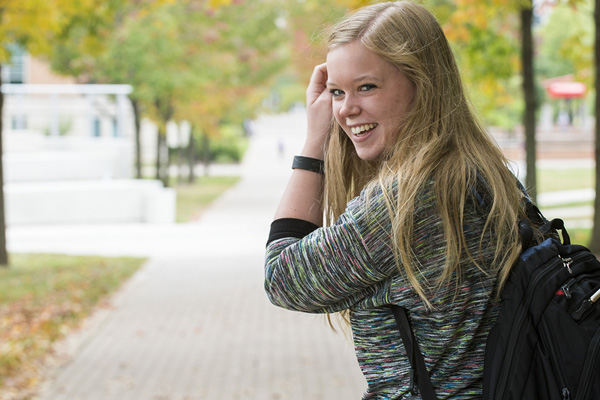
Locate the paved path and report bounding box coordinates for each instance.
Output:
[13,111,595,399]
[29,111,367,400]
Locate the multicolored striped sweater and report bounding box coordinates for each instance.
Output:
[264,180,503,399]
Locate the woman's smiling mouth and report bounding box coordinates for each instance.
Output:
[350,123,378,136]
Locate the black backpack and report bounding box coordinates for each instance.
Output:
[388,211,600,399]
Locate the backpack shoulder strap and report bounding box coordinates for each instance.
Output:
[388,305,438,400]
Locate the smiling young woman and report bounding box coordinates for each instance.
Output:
[264,2,535,398]
[326,41,415,162]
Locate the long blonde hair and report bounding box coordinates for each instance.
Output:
[323,1,526,308]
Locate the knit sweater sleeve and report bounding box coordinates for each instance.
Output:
[264,185,398,313]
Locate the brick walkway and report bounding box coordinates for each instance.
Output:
[25,112,595,400]
[33,112,367,399]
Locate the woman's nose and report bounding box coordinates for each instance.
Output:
[339,95,360,118]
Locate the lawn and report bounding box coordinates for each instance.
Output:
[174,175,240,222]
[0,174,242,396]
[0,254,145,396]
[537,166,594,244]
[537,167,594,193]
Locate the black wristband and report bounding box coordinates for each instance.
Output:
[292,156,325,175]
[267,218,320,245]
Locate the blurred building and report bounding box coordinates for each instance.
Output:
[0,50,175,225]
[2,48,133,144]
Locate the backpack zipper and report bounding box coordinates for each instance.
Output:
[496,255,566,398]
[560,277,577,299]
[575,328,600,399]
[496,250,593,399]
[550,272,600,397]
[540,317,571,398]
[560,271,600,301]
[572,286,600,321]
[561,256,574,273]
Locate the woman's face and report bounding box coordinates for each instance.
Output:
[326,41,415,161]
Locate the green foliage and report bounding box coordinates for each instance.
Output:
[277,81,307,112]
[458,24,517,81]
[170,123,249,165]
[266,0,347,105]
[0,0,132,63]
[195,124,249,163]
[209,125,250,163]
[50,0,290,137]
[536,1,593,86]
[8,0,600,169]
[443,2,521,126]
[264,74,306,112]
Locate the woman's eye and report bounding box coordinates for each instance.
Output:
[359,84,377,92]
[329,89,344,97]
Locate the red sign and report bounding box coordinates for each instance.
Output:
[547,82,586,99]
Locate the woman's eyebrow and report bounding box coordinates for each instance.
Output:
[326,74,381,87]
[354,74,381,83]
[327,75,382,87]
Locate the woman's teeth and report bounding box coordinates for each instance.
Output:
[351,123,377,136]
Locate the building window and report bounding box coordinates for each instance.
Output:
[2,44,26,84]
[11,115,27,130]
[93,118,101,137]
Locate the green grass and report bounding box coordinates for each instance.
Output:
[0,254,145,394]
[542,200,593,209]
[569,228,592,245]
[535,167,595,245]
[0,175,240,394]
[537,168,594,193]
[175,176,240,222]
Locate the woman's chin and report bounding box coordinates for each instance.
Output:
[353,146,385,162]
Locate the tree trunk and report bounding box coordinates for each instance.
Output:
[0,72,9,266]
[177,126,184,184]
[164,131,171,188]
[590,0,600,254]
[131,98,142,179]
[156,129,170,187]
[202,132,210,177]
[187,126,196,184]
[154,98,173,187]
[521,4,537,204]
[155,129,162,181]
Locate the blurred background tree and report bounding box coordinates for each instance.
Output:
[0,0,145,266]
[2,0,600,249]
[592,0,600,253]
[51,0,289,186]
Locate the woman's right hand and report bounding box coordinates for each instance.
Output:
[273,63,329,224]
[303,63,332,160]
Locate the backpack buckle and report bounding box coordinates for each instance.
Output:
[561,256,573,274]
[409,368,419,395]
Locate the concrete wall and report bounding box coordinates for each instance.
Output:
[2,129,176,226]
[4,133,134,182]
[5,180,176,225]
[0,86,177,225]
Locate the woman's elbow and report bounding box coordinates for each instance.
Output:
[263,277,329,313]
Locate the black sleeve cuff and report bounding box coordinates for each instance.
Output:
[267,218,320,245]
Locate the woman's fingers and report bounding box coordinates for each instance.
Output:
[307,63,329,106]
[305,63,333,158]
